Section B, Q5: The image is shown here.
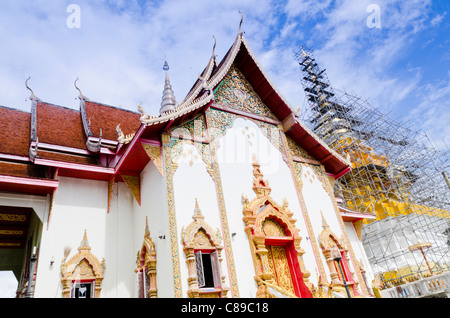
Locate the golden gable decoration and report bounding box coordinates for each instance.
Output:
[214,64,277,120]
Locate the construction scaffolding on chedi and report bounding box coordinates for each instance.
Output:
[295,46,450,295]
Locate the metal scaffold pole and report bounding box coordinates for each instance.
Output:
[295,46,450,292]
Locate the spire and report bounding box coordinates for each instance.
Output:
[78,229,91,252]
[159,60,177,114]
[251,154,271,198]
[192,198,204,221]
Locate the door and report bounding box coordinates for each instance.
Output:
[266,245,296,295]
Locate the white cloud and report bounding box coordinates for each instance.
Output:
[407,77,450,149]
[0,0,446,150]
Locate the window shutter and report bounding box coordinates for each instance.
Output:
[195,251,205,288]
[142,269,147,298]
[136,271,142,298]
[211,251,221,287]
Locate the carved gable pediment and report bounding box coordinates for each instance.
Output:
[214,64,277,120]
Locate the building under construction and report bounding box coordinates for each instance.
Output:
[295,47,450,296]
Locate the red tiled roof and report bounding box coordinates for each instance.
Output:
[0,106,31,157]
[37,150,100,166]
[36,102,87,150]
[84,101,141,141]
[0,161,46,179]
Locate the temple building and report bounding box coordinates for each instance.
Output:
[0,24,377,298]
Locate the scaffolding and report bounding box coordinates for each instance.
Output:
[295,47,450,290]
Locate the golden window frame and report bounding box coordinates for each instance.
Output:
[135,216,157,298]
[181,198,229,298]
[60,230,106,298]
[318,212,357,294]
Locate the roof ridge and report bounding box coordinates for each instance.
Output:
[37,101,81,113]
[0,105,30,114]
[84,99,140,115]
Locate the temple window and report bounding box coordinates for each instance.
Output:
[195,250,221,289]
[135,217,157,298]
[181,199,229,298]
[71,280,93,298]
[319,212,358,296]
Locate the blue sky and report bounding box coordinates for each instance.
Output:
[0,0,448,297]
[0,0,448,149]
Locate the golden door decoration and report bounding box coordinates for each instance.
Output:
[135,216,157,298]
[241,154,313,298]
[181,198,229,298]
[60,230,106,298]
[266,245,296,294]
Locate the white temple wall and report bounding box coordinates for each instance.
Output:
[300,165,362,290]
[216,117,316,296]
[33,176,135,298]
[172,141,231,297]
[345,222,375,288]
[132,159,173,297]
[103,181,135,297]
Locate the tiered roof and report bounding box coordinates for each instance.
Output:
[0,26,351,197]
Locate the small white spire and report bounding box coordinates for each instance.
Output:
[159,60,177,114]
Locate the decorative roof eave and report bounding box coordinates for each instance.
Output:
[292,118,351,170]
[26,77,40,162]
[205,33,243,92]
[338,204,376,222]
[75,78,104,152]
[116,124,135,144]
[139,93,214,126]
[180,36,219,107]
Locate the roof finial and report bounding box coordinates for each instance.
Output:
[25,76,40,101]
[159,59,177,114]
[212,35,216,57]
[163,59,169,71]
[238,10,244,34]
[74,77,88,100]
[192,198,204,220]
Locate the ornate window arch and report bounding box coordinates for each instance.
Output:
[135,217,157,298]
[60,230,106,298]
[318,213,358,296]
[241,154,313,298]
[181,199,229,298]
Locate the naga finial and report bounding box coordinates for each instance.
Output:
[238,10,244,34]
[74,77,88,100]
[212,35,216,57]
[25,76,40,101]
